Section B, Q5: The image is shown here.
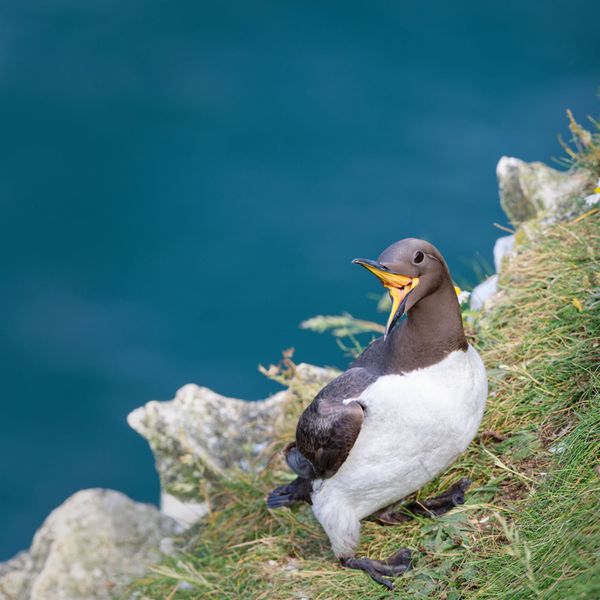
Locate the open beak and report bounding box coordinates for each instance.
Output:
[352,258,419,340]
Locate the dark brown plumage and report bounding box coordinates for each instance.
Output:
[294,367,376,478]
[283,238,466,485]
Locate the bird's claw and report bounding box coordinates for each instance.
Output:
[341,548,412,589]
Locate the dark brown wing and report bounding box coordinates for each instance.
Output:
[293,367,377,479]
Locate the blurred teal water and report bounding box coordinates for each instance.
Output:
[0,0,598,558]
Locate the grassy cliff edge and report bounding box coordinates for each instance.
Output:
[129,128,599,599]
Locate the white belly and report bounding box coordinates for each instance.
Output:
[312,345,487,520]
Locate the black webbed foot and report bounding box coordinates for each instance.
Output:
[266,477,312,509]
[377,477,472,524]
[341,548,412,590]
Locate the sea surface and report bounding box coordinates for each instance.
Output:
[0,0,598,558]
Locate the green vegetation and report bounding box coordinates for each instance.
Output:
[129,121,599,599]
[560,109,600,175]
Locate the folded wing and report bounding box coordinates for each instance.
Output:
[290,367,377,479]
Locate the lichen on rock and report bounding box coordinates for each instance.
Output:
[127,363,338,524]
[128,384,287,502]
[497,156,593,224]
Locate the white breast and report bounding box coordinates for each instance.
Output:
[312,345,487,520]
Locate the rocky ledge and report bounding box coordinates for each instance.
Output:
[127,363,336,526]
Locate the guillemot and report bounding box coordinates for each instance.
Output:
[267,238,487,589]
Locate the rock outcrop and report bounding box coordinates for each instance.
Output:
[127,363,338,526]
[0,489,181,600]
[497,156,593,224]
[470,157,593,312]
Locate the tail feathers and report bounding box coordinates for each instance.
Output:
[266,477,312,509]
[285,445,316,479]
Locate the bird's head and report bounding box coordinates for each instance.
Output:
[353,238,453,340]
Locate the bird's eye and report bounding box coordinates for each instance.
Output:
[413,251,425,264]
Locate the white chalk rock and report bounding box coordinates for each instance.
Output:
[493,234,515,273]
[470,274,499,311]
[160,492,208,528]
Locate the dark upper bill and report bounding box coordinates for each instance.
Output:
[352,258,420,339]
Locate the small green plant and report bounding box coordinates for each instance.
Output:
[299,313,383,358]
[559,108,600,177]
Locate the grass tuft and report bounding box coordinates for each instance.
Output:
[559,109,600,177]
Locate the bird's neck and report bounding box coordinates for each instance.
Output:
[386,281,467,371]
